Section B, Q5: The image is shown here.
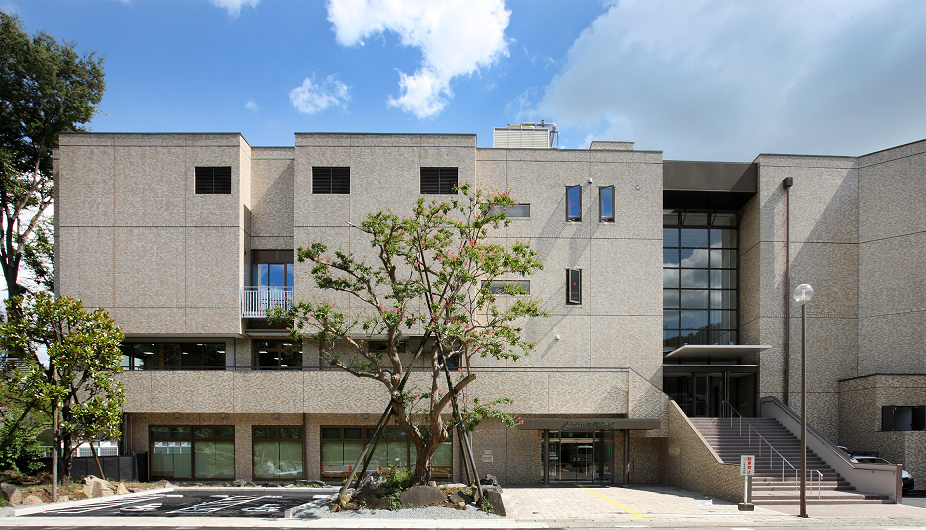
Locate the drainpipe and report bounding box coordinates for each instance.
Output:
[782,177,793,405]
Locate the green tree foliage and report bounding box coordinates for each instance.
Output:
[277,184,546,485]
[0,292,124,480]
[0,389,45,474]
[0,12,105,301]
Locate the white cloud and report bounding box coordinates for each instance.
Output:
[210,0,259,17]
[535,0,926,160]
[289,75,350,114]
[327,0,511,118]
[245,99,258,112]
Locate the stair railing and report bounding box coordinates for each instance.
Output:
[811,469,822,499]
[723,400,798,487]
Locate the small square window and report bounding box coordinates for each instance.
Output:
[566,269,582,305]
[313,167,350,194]
[195,167,232,194]
[420,167,458,194]
[599,186,614,222]
[566,186,582,221]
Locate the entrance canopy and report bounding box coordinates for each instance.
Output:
[516,418,661,431]
[663,344,770,363]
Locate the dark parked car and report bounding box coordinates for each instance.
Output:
[852,455,914,491]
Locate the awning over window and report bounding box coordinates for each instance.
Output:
[663,344,770,362]
[516,418,661,431]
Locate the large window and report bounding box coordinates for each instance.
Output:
[121,342,225,370]
[320,426,451,479]
[663,210,738,350]
[253,341,302,369]
[482,280,530,295]
[566,186,582,221]
[150,425,234,480]
[488,204,530,218]
[420,167,458,194]
[312,167,350,194]
[253,426,303,480]
[194,166,232,194]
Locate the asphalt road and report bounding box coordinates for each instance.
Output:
[26,489,323,518]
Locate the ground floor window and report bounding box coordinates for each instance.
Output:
[320,426,452,479]
[150,425,234,479]
[253,426,303,479]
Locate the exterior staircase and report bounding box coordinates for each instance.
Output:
[689,417,891,505]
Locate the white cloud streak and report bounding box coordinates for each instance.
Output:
[245,99,258,112]
[210,0,259,17]
[327,0,511,118]
[289,75,350,114]
[536,0,926,160]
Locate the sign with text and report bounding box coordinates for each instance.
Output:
[740,455,755,475]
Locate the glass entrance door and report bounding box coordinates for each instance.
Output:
[664,369,758,417]
[545,431,611,482]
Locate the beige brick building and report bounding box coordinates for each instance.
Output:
[53,128,926,487]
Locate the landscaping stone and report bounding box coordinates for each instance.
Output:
[1,483,22,505]
[90,480,104,498]
[115,483,129,495]
[481,484,502,494]
[57,495,69,502]
[22,494,43,505]
[363,496,392,510]
[399,485,445,508]
[448,493,467,505]
[359,471,385,489]
[482,489,506,517]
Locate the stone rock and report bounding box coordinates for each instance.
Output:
[57,496,70,503]
[265,482,281,487]
[448,493,467,505]
[359,471,385,490]
[90,481,105,498]
[481,484,502,494]
[180,482,197,487]
[400,485,446,508]
[427,480,438,488]
[338,493,352,508]
[81,484,92,498]
[1,483,22,505]
[115,483,129,495]
[363,496,392,510]
[162,481,173,488]
[22,494,43,506]
[355,486,387,500]
[480,474,500,488]
[82,475,99,485]
[482,489,506,517]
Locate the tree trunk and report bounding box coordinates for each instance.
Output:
[411,441,433,485]
[61,407,72,481]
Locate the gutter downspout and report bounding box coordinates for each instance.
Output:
[782,177,793,405]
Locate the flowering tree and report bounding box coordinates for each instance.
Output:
[278,184,545,485]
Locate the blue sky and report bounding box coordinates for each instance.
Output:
[11,0,926,161]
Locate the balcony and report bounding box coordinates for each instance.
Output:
[241,286,293,318]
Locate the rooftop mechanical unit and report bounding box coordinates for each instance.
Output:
[493,121,559,149]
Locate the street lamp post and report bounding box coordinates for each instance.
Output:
[793,283,814,518]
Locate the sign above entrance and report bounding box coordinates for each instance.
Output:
[516,418,661,431]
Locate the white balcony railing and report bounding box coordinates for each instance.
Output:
[241,286,293,318]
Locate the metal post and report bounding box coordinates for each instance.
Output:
[800,302,808,518]
[543,429,549,486]
[622,430,630,486]
[52,402,57,501]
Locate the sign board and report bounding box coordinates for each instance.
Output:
[740,455,755,475]
[482,454,494,463]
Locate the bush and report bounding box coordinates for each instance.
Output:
[0,408,45,475]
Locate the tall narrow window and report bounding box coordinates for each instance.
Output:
[420,167,458,194]
[566,186,582,221]
[313,167,350,194]
[566,269,582,305]
[195,167,232,194]
[599,186,614,222]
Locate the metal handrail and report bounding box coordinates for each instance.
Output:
[723,400,798,486]
[812,469,822,499]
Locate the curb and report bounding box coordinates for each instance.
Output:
[10,486,339,517]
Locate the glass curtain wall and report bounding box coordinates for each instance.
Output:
[663,211,738,351]
[150,425,235,479]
